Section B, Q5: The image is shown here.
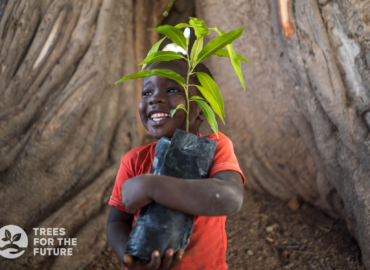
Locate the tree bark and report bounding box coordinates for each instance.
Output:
[196,0,370,267]
[2,0,370,268]
[0,0,167,268]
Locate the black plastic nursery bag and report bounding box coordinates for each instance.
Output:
[125,129,217,263]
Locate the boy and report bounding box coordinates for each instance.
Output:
[107,59,245,270]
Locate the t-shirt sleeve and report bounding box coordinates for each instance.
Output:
[209,134,246,185]
[109,157,135,212]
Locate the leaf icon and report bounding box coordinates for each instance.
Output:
[5,229,11,240]
[12,233,21,242]
[2,237,8,241]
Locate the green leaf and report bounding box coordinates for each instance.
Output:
[190,37,203,67]
[189,95,204,101]
[150,25,187,50]
[140,51,185,65]
[175,23,191,29]
[196,100,219,138]
[195,72,225,116]
[226,43,246,90]
[195,85,224,124]
[210,27,246,90]
[196,25,246,65]
[189,17,210,39]
[170,104,187,117]
[213,49,250,62]
[115,69,185,87]
[142,37,166,70]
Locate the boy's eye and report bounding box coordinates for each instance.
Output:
[142,91,152,96]
[168,89,179,93]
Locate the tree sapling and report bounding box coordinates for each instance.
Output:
[116,17,249,137]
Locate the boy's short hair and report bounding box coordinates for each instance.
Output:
[188,60,213,101]
[189,62,214,85]
[146,53,214,86]
[146,54,214,103]
[178,53,214,86]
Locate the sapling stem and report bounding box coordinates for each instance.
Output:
[185,52,196,132]
[185,51,190,132]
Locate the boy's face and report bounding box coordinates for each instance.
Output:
[139,60,204,140]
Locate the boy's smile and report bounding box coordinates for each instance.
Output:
[139,60,204,140]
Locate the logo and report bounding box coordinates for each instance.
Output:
[0,225,28,259]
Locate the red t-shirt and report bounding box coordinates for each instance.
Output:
[109,131,245,270]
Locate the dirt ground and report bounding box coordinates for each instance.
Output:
[86,188,364,270]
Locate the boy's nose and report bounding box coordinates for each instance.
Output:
[148,93,166,105]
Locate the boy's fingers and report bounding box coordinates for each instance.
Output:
[169,250,183,269]
[124,254,131,264]
[123,254,140,269]
[148,250,161,269]
[123,254,134,267]
[123,254,132,267]
[158,248,174,270]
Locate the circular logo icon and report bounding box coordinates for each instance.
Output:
[0,225,28,259]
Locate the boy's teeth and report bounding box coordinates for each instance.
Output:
[151,113,170,119]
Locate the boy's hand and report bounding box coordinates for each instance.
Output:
[123,249,182,270]
[121,176,153,213]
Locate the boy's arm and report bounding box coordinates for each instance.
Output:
[106,206,133,264]
[121,170,243,216]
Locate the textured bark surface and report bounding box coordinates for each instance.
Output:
[0,0,8,21]
[1,0,369,268]
[196,0,370,267]
[0,0,167,268]
[133,0,163,146]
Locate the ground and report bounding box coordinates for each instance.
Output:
[85,189,364,270]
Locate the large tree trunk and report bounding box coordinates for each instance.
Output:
[2,0,370,269]
[0,0,166,269]
[197,0,370,267]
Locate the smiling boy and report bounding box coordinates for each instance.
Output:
[107,59,245,270]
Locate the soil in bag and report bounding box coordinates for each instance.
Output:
[125,129,217,263]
